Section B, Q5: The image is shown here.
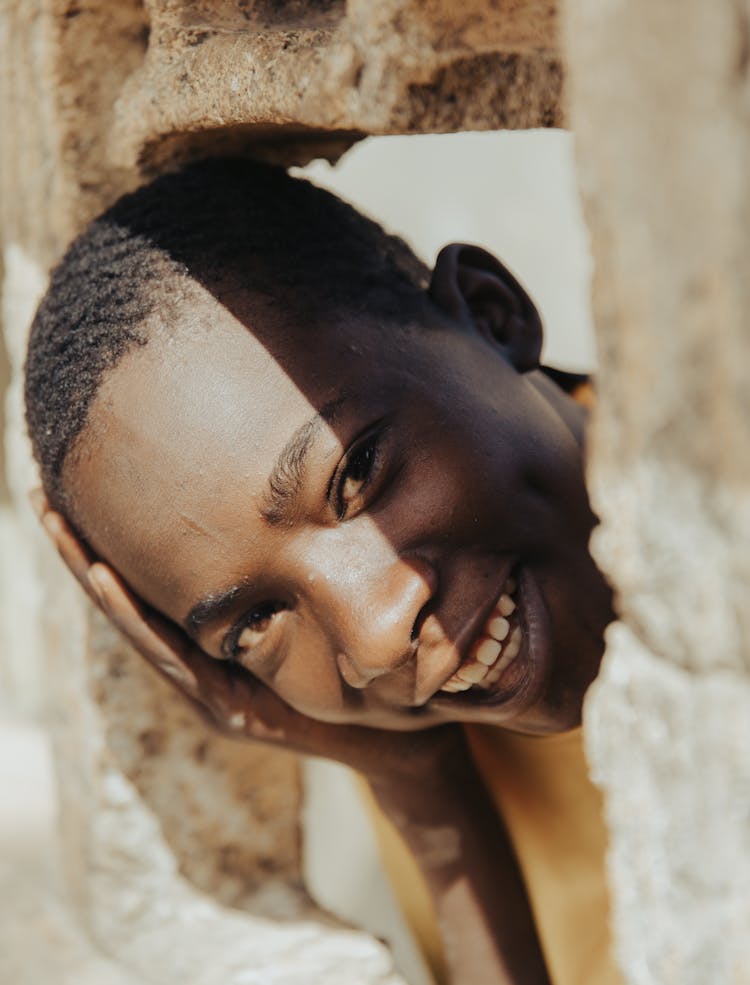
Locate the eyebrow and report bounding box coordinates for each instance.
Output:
[185,582,248,639]
[183,396,347,638]
[259,397,347,527]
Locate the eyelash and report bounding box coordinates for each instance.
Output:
[225,600,285,662]
[332,427,385,520]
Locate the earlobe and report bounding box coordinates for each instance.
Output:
[429,243,543,373]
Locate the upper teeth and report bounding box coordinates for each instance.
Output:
[440,574,521,694]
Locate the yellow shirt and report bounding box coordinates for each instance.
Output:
[360,726,622,985]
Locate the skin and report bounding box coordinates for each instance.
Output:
[63,244,612,735]
[38,243,614,984]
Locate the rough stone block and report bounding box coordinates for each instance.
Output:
[112,0,562,174]
[586,628,750,985]
[0,1,562,256]
[564,0,750,980]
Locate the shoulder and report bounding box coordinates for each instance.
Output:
[529,365,596,446]
[539,365,595,408]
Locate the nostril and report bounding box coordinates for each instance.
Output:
[337,651,374,690]
[411,598,433,643]
[404,554,439,644]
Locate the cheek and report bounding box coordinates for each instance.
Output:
[265,638,346,721]
[385,444,469,543]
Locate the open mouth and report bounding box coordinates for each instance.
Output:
[402,562,551,723]
[434,566,548,712]
[439,570,523,695]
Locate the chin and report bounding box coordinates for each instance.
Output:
[434,697,585,735]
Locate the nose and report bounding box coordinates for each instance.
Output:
[340,554,437,689]
[313,544,438,690]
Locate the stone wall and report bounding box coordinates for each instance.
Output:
[564,2,750,983]
[0,2,562,982]
[5,1,748,982]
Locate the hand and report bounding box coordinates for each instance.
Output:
[31,491,467,783]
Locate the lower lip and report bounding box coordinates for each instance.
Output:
[432,566,551,719]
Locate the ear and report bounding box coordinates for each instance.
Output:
[429,243,543,373]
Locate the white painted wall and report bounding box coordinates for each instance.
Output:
[298,130,595,371]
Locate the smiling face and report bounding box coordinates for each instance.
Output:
[66,260,613,735]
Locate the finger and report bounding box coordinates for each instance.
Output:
[86,562,384,758]
[88,563,207,700]
[85,563,300,743]
[33,503,305,745]
[28,487,49,519]
[40,510,101,605]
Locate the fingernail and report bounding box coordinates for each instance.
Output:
[28,488,47,520]
[42,513,59,537]
[87,569,107,607]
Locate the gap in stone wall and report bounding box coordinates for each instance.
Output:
[175,0,346,31]
[138,123,364,176]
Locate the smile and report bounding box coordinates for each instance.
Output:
[439,572,522,694]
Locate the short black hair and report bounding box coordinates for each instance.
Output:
[24,157,430,514]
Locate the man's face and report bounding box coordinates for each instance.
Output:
[69,283,612,734]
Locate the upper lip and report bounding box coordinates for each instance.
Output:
[410,559,518,705]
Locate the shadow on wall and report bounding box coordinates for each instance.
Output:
[0,252,9,502]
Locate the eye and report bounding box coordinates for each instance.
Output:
[226,600,285,660]
[333,429,383,520]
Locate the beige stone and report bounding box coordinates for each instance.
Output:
[564,0,750,981]
[113,0,562,174]
[1,1,562,256]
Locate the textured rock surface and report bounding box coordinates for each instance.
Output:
[0,718,402,985]
[113,0,562,173]
[564,1,750,982]
[1,0,562,254]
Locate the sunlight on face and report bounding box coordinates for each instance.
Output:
[69,281,611,735]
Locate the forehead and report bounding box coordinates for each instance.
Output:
[99,287,417,456]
